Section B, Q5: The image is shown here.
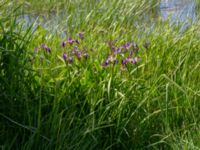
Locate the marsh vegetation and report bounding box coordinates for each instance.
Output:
[1,0,200,149]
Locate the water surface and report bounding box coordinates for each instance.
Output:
[160,0,196,23]
[18,0,198,32]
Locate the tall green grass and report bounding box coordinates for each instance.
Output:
[0,1,36,149]
[1,0,200,149]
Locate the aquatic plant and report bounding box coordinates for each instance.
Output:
[103,41,140,69]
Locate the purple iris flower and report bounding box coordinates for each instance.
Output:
[113,47,120,54]
[103,60,109,67]
[74,46,78,52]
[122,43,131,50]
[41,44,51,53]
[69,57,73,64]
[127,54,131,60]
[41,43,46,48]
[67,38,75,45]
[76,51,82,60]
[131,59,136,64]
[79,32,84,39]
[63,53,68,61]
[129,50,133,56]
[126,56,137,65]
[46,47,51,53]
[62,41,66,48]
[75,40,79,44]
[117,47,121,53]
[121,59,128,65]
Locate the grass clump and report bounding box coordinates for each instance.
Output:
[0,0,200,149]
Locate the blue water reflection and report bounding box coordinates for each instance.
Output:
[18,0,198,33]
[160,0,196,23]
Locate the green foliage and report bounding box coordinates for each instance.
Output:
[0,0,200,150]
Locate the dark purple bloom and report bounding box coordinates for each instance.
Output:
[127,55,131,60]
[122,43,131,50]
[69,57,73,64]
[75,40,79,44]
[79,32,84,39]
[126,56,137,65]
[129,50,133,56]
[41,43,45,48]
[131,59,136,64]
[67,38,75,45]
[76,51,82,60]
[63,53,68,61]
[41,44,51,53]
[117,47,121,53]
[103,60,109,67]
[113,47,120,54]
[121,59,128,65]
[46,47,51,53]
[62,41,66,48]
[74,46,78,52]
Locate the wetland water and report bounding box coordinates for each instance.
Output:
[160,0,196,22]
[20,0,197,30]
